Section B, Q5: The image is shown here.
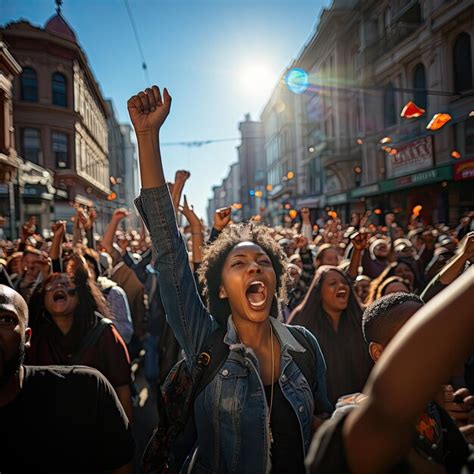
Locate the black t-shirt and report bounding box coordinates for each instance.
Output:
[0,365,135,474]
[265,382,305,474]
[306,402,471,474]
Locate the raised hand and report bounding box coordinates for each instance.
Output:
[22,216,36,240]
[294,234,308,249]
[51,220,66,236]
[112,208,129,222]
[175,170,191,184]
[351,231,369,251]
[127,85,172,134]
[214,207,232,231]
[180,195,201,228]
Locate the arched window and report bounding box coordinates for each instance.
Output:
[22,128,41,164]
[52,72,67,107]
[384,82,396,127]
[413,63,427,109]
[453,33,473,93]
[20,67,38,102]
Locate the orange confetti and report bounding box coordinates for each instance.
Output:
[289,209,298,219]
[389,148,398,155]
[356,138,364,145]
[426,113,452,131]
[380,136,392,144]
[451,150,461,159]
[266,184,273,192]
[107,192,117,201]
[401,101,425,119]
[412,205,423,216]
[374,208,382,215]
[287,171,295,180]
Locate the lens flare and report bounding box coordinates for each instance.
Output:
[285,68,309,95]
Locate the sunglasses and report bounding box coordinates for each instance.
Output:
[44,282,77,294]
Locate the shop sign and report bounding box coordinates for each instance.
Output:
[453,159,474,181]
[327,192,347,205]
[386,136,433,178]
[351,183,379,198]
[380,166,452,192]
[296,195,326,208]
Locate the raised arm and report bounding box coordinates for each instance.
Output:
[421,231,474,302]
[347,231,368,280]
[343,266,474,473]
[102,209,129,255]
[180,195,204,264]
[129,85,214,365]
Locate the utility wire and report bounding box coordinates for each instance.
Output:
[161,137,243,147]
[124,0,150,84]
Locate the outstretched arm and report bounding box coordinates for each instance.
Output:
[347,231,368,280]
[343,267,474,473]
[421,231,474,301]
[129,85,214,365]
[102,209,129,254]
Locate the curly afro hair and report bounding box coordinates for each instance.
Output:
[197,222,289,325]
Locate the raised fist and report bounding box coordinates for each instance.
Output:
[127,85,172,134]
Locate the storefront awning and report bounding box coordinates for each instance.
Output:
[380,165,452,192]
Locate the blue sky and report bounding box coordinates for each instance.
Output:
[1,0,331,220]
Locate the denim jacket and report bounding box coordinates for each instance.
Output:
[135,185,332,474]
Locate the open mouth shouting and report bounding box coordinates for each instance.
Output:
[336,288,348,302]
[52,289,68,304]
[245,280,268,311]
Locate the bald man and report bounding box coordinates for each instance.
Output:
[0,285,134,473]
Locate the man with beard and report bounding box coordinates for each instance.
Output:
[0,285,134,473]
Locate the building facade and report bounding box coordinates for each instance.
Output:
[237,114,265,220]
[258,0,474,226]
[120,123,140,226]
[1,10,111,233]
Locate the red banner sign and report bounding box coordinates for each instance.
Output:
[453,159,474,181]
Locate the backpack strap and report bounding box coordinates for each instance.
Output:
[194,327,229,397]
[287,325,316,390]
[70,317,113,365]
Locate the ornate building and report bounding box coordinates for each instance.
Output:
[260,0,474,225]
[1,6,112,232]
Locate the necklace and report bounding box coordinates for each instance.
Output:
[234,322,275,444]
[269,324,275,445]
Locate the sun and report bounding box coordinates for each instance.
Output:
[239,63,278,98]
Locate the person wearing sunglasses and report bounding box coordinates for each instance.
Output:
[26,256,133,421]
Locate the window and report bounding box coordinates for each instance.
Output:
[453,33,473,93]
[384,83,397,127]
[413,63,427,109]
[20,67,38,102]
[52,132,68,168]
[22,128,41,164]
[52,73,67,107]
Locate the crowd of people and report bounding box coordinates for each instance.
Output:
[0,83,473,473]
